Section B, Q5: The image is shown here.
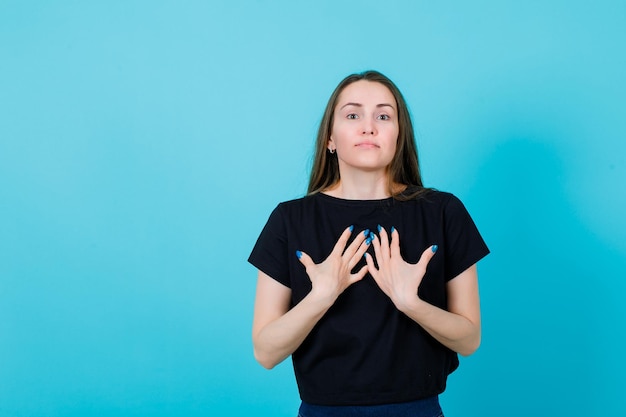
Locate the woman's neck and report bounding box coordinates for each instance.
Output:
[323,172,391,200]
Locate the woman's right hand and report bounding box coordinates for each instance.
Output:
[253,227,371,369]
[296,226,371,305]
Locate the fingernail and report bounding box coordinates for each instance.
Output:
[365,236,372,245]
[296,250,303,259]
[363,229,370,237]
[349,225,354,232]
[369,231,375,240]
[377,224,382,232]
[431,245,438,253]
[390,226,395,233]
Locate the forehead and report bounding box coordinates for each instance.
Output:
[335,80,396,108]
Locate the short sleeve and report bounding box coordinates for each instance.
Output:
[248,204,291,287]
[443,195,490,281]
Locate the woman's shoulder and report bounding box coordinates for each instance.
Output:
[399,187,477,219]
[276,193,316,208]
[402,187,480,226]
[399,186,455,205]
[270,194,320,216]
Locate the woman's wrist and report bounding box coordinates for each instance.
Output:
[397,294,428,316]
[308,286,339,310]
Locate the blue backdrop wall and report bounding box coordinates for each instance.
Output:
[1,1,625,416]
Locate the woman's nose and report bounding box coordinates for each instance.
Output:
[361,119,375,135]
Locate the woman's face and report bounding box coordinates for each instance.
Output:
[329,80,399,175]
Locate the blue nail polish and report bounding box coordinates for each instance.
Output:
[391,226,395,233]
[349,225,354,232]
[431,245,438,253]
[363,229,370,237]
[369,231,375,240]
[377,224,382,232]
[296,250,303,259]
[365,237,372,245]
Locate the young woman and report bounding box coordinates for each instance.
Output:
[248,70,489,417]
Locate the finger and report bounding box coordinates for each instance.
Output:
[416,245,438,270]
[349,265,369,285]
[377,225,391,259]
[296,250,314,270]
[390,226,401,258]
[364,252,378,278]
[343,228,369,259]
[365,253,389,296]
[330,225,357,257]
[348,236,372,270]
[370,230,384,268]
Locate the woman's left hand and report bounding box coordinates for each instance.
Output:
[365,226,481,356]
[364,226,437,312]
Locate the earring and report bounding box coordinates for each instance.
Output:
[329,148,335,154]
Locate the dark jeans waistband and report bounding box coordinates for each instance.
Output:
[298,396,443,417]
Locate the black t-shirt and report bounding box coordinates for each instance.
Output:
[248,189,490,405]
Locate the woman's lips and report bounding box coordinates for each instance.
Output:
[355,142,379,148]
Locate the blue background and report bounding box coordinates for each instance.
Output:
[1,1,625,416]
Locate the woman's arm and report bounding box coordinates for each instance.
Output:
[252,271,335,369]
[365,226,481,356]
[252,226,370,369]
[399,265,481,356]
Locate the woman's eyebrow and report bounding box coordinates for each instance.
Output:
[339,102,362,109]
[339,102,396,110]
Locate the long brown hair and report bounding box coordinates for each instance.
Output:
[307,70,426,200]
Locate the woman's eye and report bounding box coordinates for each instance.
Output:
[378,114,390,121]
[347,113,358,119]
